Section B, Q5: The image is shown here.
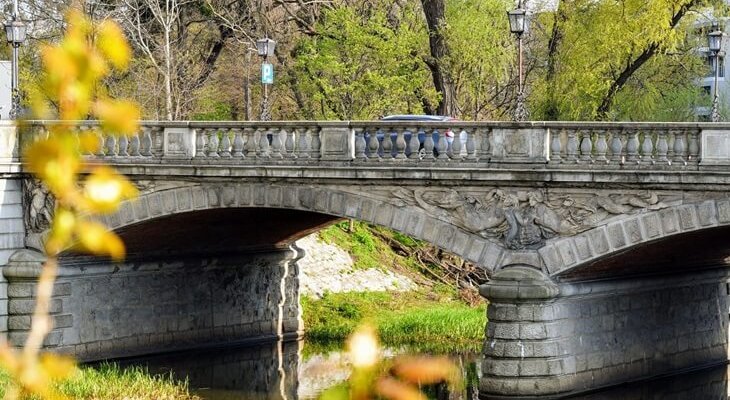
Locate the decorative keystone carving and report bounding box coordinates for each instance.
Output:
[391,188,670,250]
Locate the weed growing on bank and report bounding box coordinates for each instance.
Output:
[0,363,199,399]
[302,290,486,353]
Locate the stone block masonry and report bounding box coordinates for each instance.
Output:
[3,247,303,361]
[480,267,730,398]
[0,178,24,334]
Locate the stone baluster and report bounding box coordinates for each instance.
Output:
[270,128,284,159]
[232,128,245,158]
[625,128,640,163]
[394,127,407,160]
[609,129,624,164]
[105,134,117,157]
[436,129,449,161]
[258,128,271,158]
[140,127,153,156]
[195,129,207,158]
[565,129,579,163]
[367,128,380,160]
[310,128,321,159]
[285,128,296,159]
[594,129,608,163]
[465,128,477,161]
[129,130,141,157]
[423,128,436,161]
[451,127,463,161]
[640,129,654,164]
[381,127,393,160]
[118,134,129,157]
[672,129,686,164]
[408,127,420,160]
[579,129,593,163]
[207,129,220,157]
[655,129,669,164]
[478,127,491,162]
[666,129,675,161]
[95,129,106,157]
[297,128,310,159]
[219,128,232,157]
[549,129,562,163]
[244,127,257,158]
[688,129,700,162]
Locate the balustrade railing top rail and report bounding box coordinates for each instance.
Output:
[7,120,730,168]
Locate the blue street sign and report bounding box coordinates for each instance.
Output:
[261,63,274,84]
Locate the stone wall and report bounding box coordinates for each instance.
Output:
[481,268,730,397]
[4,247,303,361]
[0,178,24,334]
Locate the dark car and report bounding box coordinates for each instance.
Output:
[366,114,457,158]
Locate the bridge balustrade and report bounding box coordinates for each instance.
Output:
[11,120,730,168]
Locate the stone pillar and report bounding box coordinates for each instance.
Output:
[479,266,730,398]
[479,266,572,397]
[3,249,70,349]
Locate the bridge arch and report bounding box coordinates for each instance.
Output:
[538,199,730,280]
[98,181,505,273]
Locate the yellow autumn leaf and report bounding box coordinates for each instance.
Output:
[45,208,76,257]
[94,99,140,136]
[78,131,102,154]
[375,377,426,400]
[24,138,81,196]
[73,220,125,261]
[347,325,379,368]
[82,166,138,213]
[391,356,460,386]
[38,353,77,380]
[97,20,131,70]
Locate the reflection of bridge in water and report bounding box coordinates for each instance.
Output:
[2,120,730,398]
[124,340,730,400]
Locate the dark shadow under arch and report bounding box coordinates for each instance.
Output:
[557,225,730,282]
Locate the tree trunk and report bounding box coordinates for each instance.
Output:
[421,0,455,117]
[544,0,568,121]
[595,0,699,120]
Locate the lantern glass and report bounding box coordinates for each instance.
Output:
[256,38,276,57]
[507,9,526,35]
[4,20,26,45]
[709,30,723,53]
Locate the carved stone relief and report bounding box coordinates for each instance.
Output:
[391,188,674,250]
[23,178,54,234]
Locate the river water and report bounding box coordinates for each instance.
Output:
[118,340,730,399]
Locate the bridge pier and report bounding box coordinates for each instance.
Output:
[479,266,730,398]
[3,246,304,361]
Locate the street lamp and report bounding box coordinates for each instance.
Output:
[508,1,528,121]
[4,1,26,120]
[708,23,724,122]
[256,37,276,121]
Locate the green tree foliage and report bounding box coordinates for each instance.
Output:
[530,0,721,120]
[292,2,438,120]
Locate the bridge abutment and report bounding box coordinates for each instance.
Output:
[3,246,304,361]
[480,267,730,398]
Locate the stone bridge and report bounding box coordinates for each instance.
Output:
[2,120,730,398]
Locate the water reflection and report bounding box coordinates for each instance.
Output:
[117,341,730,399]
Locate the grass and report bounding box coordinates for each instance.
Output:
[320,221,391,270]
[0,363,200,399]
[302,289,486,353]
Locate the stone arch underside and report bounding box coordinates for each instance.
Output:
[541,199,730,280]
[99,181,507,274]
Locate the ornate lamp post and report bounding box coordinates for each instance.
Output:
[256,37,276,121]
[708,23,724,122]
[508,1,528,121]
[4,0,26,120]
